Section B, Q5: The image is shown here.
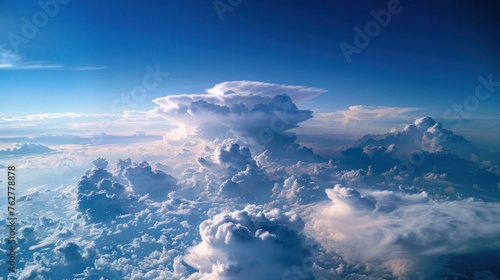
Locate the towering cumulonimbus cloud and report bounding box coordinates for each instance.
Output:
[153,81,325,161]
[153,81,325,112]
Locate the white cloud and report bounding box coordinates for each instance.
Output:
[305,186,500,278]
[0,45,63,70]
[0,111,169,142]
[154,83,324,162]
[123,161,178,201]
[75,165,128,223]
[335,105,425,124]
[0,46,106,71]
[154,80,324,111]
[69,66,109,71]
[0,143,54,157]
[0,112,119,122]
[18,263,50,280]
[353,116,479,158]
[13,63,63,69]
[3,81,500,279]
[184,205,312,280]
[0,46,21,66]
[273,174,326,205]
[297,105,426,139]
[206,80,326,103]
[56,241,83,262]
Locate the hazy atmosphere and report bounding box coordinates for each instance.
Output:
[1,1,500,279]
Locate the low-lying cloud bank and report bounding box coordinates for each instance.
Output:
[305,185,500,278]
[0,143,53,157]
[4,81,500,279]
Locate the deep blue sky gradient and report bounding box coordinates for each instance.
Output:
[1,0,499,118]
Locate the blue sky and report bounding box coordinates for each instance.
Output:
[0,0,499,143]
[1,1,498,110]
[2,2,500,279]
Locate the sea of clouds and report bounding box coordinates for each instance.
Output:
[1,81,500,279]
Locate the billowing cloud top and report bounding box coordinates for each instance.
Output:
[0,143,53,157]
[153,81,325,111]
[152,81,322,137]
[184,205,311,280]
[354,116,478,158]
[153,81,325,162]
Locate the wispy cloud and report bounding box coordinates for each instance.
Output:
[0,63,14,68]
[0,47,23,67]
[293,105,427,137]
[0,111,168,138]
[69,66,109,71]
[0,112,119,122]
[15,64,64,69]
[0,46,106,71]
[335,105,425,124]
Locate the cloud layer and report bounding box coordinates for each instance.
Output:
[2,82,499,279]
[0,143,53,157]
[184,205,312,280]
[306,186,500,278]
